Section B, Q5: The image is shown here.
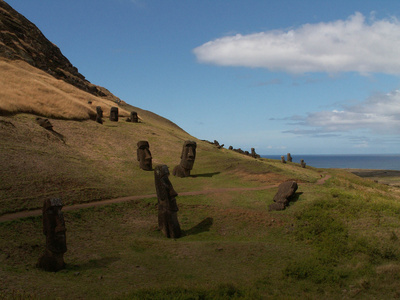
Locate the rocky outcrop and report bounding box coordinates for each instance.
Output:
[0,0,120,102]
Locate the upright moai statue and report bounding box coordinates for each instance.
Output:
[130,111,139,123]
[229,146,233,150]
[37,198,67,272]
[300,159,306,168]
[154,165,181,239]
[137,141,152,171]
[96,106,103,124]
[173,140,197,177]
[281,156,286,163]
[110,107,119,122]
[287,153,293,162]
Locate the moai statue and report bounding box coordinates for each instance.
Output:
[37,198,67,272]
[229,146,233,150]
[154,165,181,238]
[281,156,286,163]
[301,159,306,168]
[172,140,197,177]
[96,106,103,124]
[130,111,139,123]
[110,107,119,122]
[269,181,298,211]
[287,153,293,162]
[35,117,53,130]
[137,141,152,171]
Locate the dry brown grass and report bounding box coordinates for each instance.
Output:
[0,58,130,119]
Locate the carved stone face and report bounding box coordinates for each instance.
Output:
[137,141,152,171]
[130,111,138,123]
[110,107,119,122]
[43,198,67,254]
[180,141,196,170]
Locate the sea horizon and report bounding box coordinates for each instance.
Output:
[261,154,400,171]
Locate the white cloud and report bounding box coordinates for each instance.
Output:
[286,90,400,135]
[193,12,400,74]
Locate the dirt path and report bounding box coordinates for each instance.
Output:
[0,174,332,223]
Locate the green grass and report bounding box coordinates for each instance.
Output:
[2,111,400,299]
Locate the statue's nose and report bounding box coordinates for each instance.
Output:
[145,149,152,160]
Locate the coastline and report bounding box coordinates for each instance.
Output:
[346,169,400,187]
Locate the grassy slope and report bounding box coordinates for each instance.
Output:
[1,59,400,299]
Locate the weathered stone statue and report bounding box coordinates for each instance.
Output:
[287,153,293,162]
[173,140,197,177]
[229,146,233,150]
[96,106,103,124]
[269,181,298,211]
[35,117,53,130]
[154,165,181,238]
[137,141,152,171]
[281,156,286,163]
[37,198,67,272]
[130,111,138,123]
[110,107,118,122]
[301,159,306,168]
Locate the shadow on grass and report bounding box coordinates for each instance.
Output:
[69,256,120,271]
[191,172,220,178]
[182,217,213,237]
[289,192,303,205]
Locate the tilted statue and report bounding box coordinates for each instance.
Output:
[137,141,152,171]
[37,198,67,272]
[154,165,181,238]
[173,140,197,177]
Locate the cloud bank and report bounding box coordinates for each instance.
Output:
[286,90,400,135]
[193,13,400,74]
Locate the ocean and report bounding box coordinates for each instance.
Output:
[261,154,400,170]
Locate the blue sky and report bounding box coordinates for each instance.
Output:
[6,0,400,154]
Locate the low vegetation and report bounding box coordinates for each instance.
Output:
[1,58,400,299]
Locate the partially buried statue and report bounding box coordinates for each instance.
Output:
[173,140,197,177]
[154,165,181,238]
[137,141,152,171]
[110,107,118,122]
[37,198,67,272]
[96,106,103,124]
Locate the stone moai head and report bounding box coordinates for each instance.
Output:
[287,153,293,162]
[96,106,103,118]
[130,111,138,123]
[137,141,152,170]
[110,107,119,122]
[180,141,196,171]
[96,106,103,124]
[37,198,67,272]
[301,159,306,168]
[154,165,181,238]
[229,146,233,150]
[281,156,286,163]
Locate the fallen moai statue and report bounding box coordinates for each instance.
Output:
[35,117,53,130]
[154,165,181,238]
[37,198,67,272]
[269,181,298,211]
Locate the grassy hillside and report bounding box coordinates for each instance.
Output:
[1,58,400,299]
